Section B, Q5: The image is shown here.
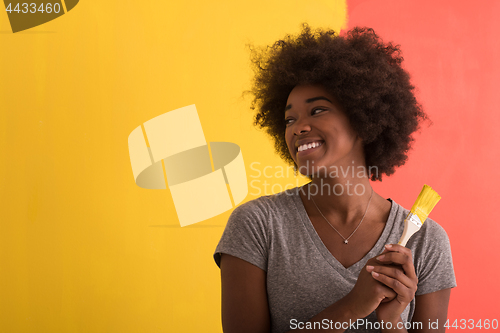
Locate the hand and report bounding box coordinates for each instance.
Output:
[343,256,398,319]
[367,244,418,323]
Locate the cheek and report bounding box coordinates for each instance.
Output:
[334,131,354,149]
[284,131,295,155]
[340,118,358,141]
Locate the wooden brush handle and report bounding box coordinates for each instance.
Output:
[398,214,422,247]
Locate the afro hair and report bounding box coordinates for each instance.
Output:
[247,23,430,181]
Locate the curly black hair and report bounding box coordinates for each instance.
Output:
[246,23,430,181]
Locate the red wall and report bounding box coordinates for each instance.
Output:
[347,0,500,323]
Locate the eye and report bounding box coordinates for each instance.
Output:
[285,118,293,126]
[312,107,326,115]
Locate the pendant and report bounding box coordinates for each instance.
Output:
[344,240,348,244]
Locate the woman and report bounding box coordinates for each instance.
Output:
[213,24,456,333]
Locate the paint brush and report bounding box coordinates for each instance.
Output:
[398,184,442,247]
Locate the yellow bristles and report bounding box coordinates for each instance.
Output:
[410,185,441,224]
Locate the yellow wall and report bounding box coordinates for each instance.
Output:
[0,1,346,331]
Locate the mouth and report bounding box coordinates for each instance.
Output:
[296,140,324,156]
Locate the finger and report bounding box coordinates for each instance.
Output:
[376,245,417,280]
[376,252,417,279]
[375,280,397,301]
[378,247,391,255]
[370,271,412,300]
[375,243,405,258]
[367,265,414,289]
[365,258,399,272]
[384,243,411,255]
[376,252,406,265]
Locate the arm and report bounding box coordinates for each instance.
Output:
[220,254,270,333]
[368,245,452,332]
[409,289,451,333]
[220,253,399,333]
[368,244,418,332]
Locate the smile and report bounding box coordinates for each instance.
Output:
[296,141,323,155]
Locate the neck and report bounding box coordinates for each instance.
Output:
[301,171,375,227]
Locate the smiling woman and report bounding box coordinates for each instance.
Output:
[213,23,456,333]
[285,84,363,180]
[250,23,428,183]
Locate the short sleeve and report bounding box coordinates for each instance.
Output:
[213,199,269,271]
[409,219,457,295]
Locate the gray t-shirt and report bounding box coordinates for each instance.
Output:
[214,184,457,333]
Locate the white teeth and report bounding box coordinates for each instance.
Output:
[298,141,322,152]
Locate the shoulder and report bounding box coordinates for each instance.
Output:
[391,201,451,249]
[227,193,273,225]
[220,191,286,247]
[400,210,457,293]
[214,189,298,271]
[227,187,298,227]
[221,187,302,245]
[390,201,454,264]
[409,215,452,254]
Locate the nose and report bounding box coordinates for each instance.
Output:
[293,117,311,136]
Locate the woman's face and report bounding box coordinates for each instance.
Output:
[284,84,364,177]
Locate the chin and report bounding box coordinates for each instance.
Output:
[297,163,327,178]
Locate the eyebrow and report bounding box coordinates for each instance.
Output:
[285,96,333,112]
